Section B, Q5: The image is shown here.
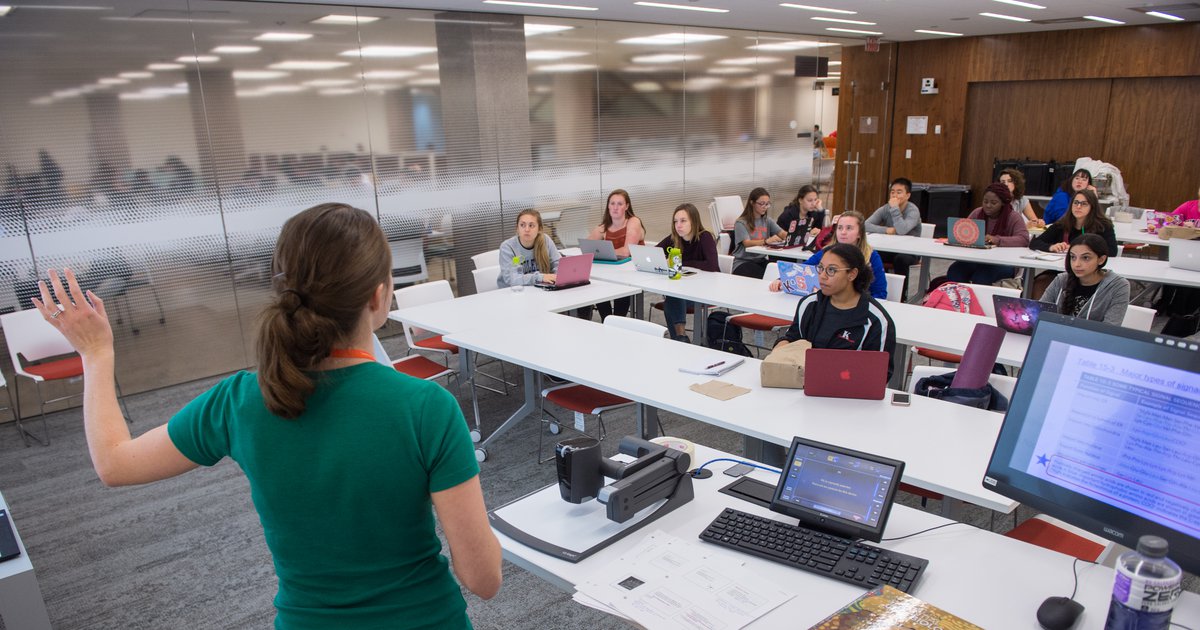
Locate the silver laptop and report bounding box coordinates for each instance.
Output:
[1168,238,1200,272]
[629,244,696,275]
[579,239,624,262]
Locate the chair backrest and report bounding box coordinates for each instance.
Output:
[713,195,743,231]
[471,249,500,271]
[717,254,734,274]
[885,273,905,302]
[960,282,1020,318]
[907,365,1018,410]
[371,333,392,366]
[388,239,428,285]
[559,247,582,257]
[763,261,780,282]
[604,315,668,338]
[1121,304,1154,332]
[920,222,935,239]
[717,232,731,256]
[472,266,501,293]
[394,280,455,344]
[1,309,76,377]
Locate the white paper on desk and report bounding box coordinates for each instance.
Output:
[572,591,632,621]
[1021,252,1066,261]
[577,530,794,630]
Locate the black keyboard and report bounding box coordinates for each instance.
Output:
[699,508,929,593]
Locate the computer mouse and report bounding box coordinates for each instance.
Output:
[1037,596,1084,630]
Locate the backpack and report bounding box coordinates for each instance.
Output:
[914,371,1010,412]
[705,311,752,357]
[922,282,985,315]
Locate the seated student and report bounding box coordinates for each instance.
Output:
[1030,188,1117,256]
[1170,182,1199,221]
[581,189,644,321]
[946,183,1030,286]
[770,211,888,300]
[775,184,826,245]
[1000,168,1037,228]
[32,203,502,628]
[731,187,786,278]
[655,203,719,343]
[1040,234,1130,326]
[864,177,922,297]
[498,209,560,288]
[1041,168,1095,226]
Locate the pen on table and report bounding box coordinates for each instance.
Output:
[705,361,726,370]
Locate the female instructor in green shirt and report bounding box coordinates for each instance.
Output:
[32,203,501,629]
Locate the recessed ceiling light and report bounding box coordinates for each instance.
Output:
[633,1,729,13]
[633,81,662,93]
[119,93,165,101]
[1082,15,1124,25]
[103,16,244,24]
[303,79,355,87]
[828,60,841,65]
[212,45,261,54]
[319,88,359,95]
[98,78,130,85]
[0,6,12,17]
[417,63,440,71]
[811,17,876,25]
[749,40,824,51]
[268,60,351,70]
[707,66,753,74]
[914,29,964,36]
[177,55,220,63]
[31,96,56,105]
[233,70,291,80]
[536,63,597,72]
[676,77,724,90]
[483,1,598,11]
[346,46,437,58]
[147,63,185,71]
[990,0,1044,9]
[524,23,575,35]
[362,70,417,79]
[979,12,1031,22]
[312,14,381,24]
[618,33,727,45]
[527,50,588,60]
[364,83,398,92]
[828,71,842,76]
[779,3,856,15]
[825,27,884,35]
[1146,10,1184,21]
[118,71,154,79]
[631,53,703,63]
[255,32,313,42]
[717,57,782,65]
[409,77,441,86]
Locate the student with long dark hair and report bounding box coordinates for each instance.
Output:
[1029,188,1117,256]
[731,186,786,278]
[656,203,719,342]
[775,184,825,245]
[1039,233,1130,326]
[498,208,560,288]
[1042,168,1095,225]
[584,189,644,320]
[33,203,502,628]
[999,168,1036,227]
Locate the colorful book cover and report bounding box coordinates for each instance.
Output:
[777,261,820,297]
[808,585,982,630]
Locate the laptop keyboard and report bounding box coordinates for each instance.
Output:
[699,508,929,593]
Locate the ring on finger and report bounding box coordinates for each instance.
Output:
[50,309,63,319]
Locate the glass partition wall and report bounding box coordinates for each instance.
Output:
[0,0,846,398]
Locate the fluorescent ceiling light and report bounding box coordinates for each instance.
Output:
[147,63,185,70]
[828,60,841,65]
[526,50,588,60]
[622,65,669,72]
[717,57,781,65]
[409,77,441,85]
[633,81,662,92]
[120,93,165,101]
[233,70,291,80]
[825,27,884,35]
[104,16,243,24]
[990,0,1044,8]
[1082,15,1125,25]
[364,83,397,92]
[707,67,753,74]
[268,60,350,70]
[346,45,437,58]
[633,1,729,13]
[524,23,574,35]
[483,1,598,11]
[118,71,154,79]
[255,32,312,41]
[312,14,380,24]
[319,88,359,95]
[979,12,1031,22]
[537,63,596,72]
[779,3,856,15]
[915,29,963,36]
[362,70,417,79]
[1146,10,1184,21]
[828,72,842,76]
[303,79,355,87]
[177,55,220,63]
[0,6,11,17]
[749,40,823,51]
[417,63,440,71]
[676,77,724,90]
[812,17,876,25]
[631,53,702,63]
[31,96,56,105]
[618,33,727,45]
[10,4,108,9]
[98,78,130,85]
[212,45,260,54]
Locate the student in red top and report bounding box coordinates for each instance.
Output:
[583,188,645,321]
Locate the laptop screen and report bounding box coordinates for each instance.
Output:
[770,437,904,542]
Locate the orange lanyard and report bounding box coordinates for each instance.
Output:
[329,348,376,361]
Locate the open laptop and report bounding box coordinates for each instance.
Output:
[629,244,696,276]
[535,253,593,291]
[803,349,889,400]
[946,217,993,249]
[1168,238,1200,272]
[993,295,1054,335]
[767,222,808,249]
[579,239,629,263]
[776,261,820,297]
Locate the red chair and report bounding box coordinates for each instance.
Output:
[728,263,790,354]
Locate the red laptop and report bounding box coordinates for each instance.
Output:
[803,349,890,400]
[536,253,593,291]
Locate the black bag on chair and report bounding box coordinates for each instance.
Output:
[705,311,752,357]
[914,371,1009,412]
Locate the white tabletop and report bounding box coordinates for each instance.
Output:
[388,282,640,334]
[0,490,52,630]
[446,311,1017,512]
[493,444,1200,629]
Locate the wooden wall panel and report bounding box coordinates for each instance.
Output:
[831,43,897,215]
[1101,77,1200,213]
[960,80,1111,207]
[888,38,972,187]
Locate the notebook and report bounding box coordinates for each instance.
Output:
[993,295,1053,335]
[776,261,821,297]
[629,244,696,276]
[1168,238,1200,272]
[535,253,593,291]
[803,349,889,400]
[579,239,629,263]
[946,218,993,249]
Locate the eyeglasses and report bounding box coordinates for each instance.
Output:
[815,265,848,277]
[755,200,772,208]
[1071,200,1089,207]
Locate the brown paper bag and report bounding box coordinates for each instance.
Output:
[760,340,812,389]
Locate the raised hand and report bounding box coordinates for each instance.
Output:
[31,268,114,357]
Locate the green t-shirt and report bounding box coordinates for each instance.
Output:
[167,362,479,630]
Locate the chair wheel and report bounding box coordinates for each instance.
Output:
[475,448,488,462]
[548,422,560,435]
[469,430,482,443]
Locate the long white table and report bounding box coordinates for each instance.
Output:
[494,444,1200,629]
[0,491,52,630]
[446,311,1017,513]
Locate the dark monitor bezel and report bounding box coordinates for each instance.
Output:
[984,312,1200,574]
[770,436,905,543]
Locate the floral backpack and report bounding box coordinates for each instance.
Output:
[922,282,984,315]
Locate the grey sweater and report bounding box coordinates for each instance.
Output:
[864,202,922,236]
[496,235,560,288]
[1040,271,1130,326]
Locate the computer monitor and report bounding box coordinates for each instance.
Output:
[984,313,1200,573]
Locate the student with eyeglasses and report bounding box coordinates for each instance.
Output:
[731,186,786,278]
[1042,168,1096,225]
[1027,188,1117,300]
[1039,233,1130,326]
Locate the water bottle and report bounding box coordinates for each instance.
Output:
[1103,535,1182,630]
[667,246,682,280]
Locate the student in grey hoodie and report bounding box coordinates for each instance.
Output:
[1039,233,1130,326]
[864,177,922,298]
[497,209,560,288]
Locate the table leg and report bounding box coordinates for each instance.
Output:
[694,305,709,346]
[478,366,538,450]
[1020,268,1035,298]
[941,498,962,520]
[915,263,931,304]
[889,342,909,390]
[636,405,661,439]
[462,349,483,442]
[632,292,645,320]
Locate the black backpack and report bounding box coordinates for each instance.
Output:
[705,311,752,357]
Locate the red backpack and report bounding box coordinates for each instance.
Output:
[922,282,984,315]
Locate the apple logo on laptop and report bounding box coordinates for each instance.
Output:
[839,369,851,381]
